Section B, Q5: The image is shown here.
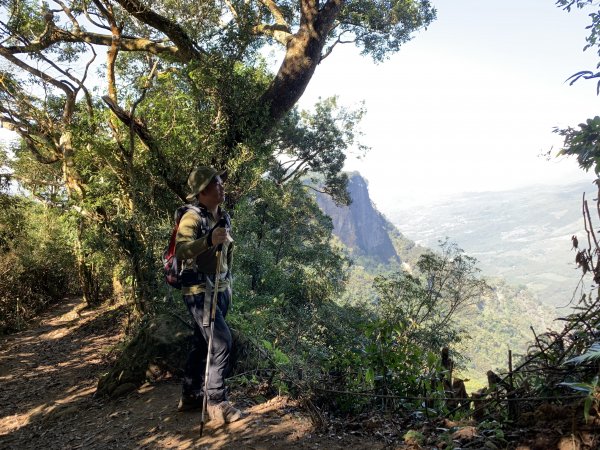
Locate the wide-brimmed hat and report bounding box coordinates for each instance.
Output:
[186,166,227,202]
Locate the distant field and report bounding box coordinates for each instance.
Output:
[385,181,596,307]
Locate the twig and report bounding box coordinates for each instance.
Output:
[530,326,549,364]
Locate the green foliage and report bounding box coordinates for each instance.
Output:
[230,178,349,375]
[339,0,437,61]
[555,2,600,165]
[351,268,556,391]
[261,340,291,366]
[338,261,381,307]
[403,429,425,446]
[0,0,434,317]
[3,0,46,38]
[566,341,600,365]
[556,116,600,174]
[0,194,79,333]
[455,278,554,380]
[478,420,505,441]
[362,317,442,397]
[372,240,491,353]
[560,376,599,423]
[314,240,491,414]
[554,3,600,103]
[557,1,600,87]
[271,97,368,205]
[0,0,440,417]
[560,342,600,423]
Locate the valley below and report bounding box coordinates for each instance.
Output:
[384,181,598,309]
[318,175,599,382]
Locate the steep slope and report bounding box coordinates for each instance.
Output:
[316,172,558,380]
[315,173,402,264]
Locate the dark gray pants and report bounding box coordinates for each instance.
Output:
[181,289,232,402]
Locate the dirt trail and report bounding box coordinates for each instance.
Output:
[0,299,389,450]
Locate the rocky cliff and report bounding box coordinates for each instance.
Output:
[315,173,400,264]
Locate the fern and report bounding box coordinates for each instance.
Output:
[566,341,600,365]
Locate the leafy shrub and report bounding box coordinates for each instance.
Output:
[0,194,79,333]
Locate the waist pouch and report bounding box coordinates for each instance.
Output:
[181,269,228,286]
[181,277,231,327]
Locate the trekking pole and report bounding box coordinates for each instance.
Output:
[200,220,227,437]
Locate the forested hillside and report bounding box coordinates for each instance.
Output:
[315,172,557,383]
[457,279,555,378]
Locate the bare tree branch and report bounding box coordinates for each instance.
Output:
[129,58,159,156]
[111,0,205,61]
[223,0,239,21]
[3,27,185,59]
[252,23,293,45]
[0,47,74,96]
[1,172,63,187]
[25,138,62,164]
[52,0,82,33]
[80,44,97,117]
[258,0,289,27]
[260,0,344,122]
[83,0,113,31]
[321,30,356,61]
[251,0,292,44]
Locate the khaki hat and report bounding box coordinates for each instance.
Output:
[186,166,227,202]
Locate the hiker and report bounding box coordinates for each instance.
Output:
[175,166,243,423]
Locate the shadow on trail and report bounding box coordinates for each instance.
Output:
[0,298,379,450]
[0,298,126,446]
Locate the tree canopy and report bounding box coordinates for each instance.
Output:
[0,0,435,199]
[555,1,600,173]
[0,0,435,309]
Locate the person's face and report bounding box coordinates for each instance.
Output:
[199,175,225,206]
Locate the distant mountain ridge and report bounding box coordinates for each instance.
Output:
[384,182,596,307]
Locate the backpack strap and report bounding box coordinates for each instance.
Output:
[176,205,210,237]
[198,209,210,237]
[176,205,212,273]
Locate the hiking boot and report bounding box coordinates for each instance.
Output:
[177,394,203,412]
[207,400,244,423]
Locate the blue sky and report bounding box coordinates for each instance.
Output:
[298,0,600,209]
